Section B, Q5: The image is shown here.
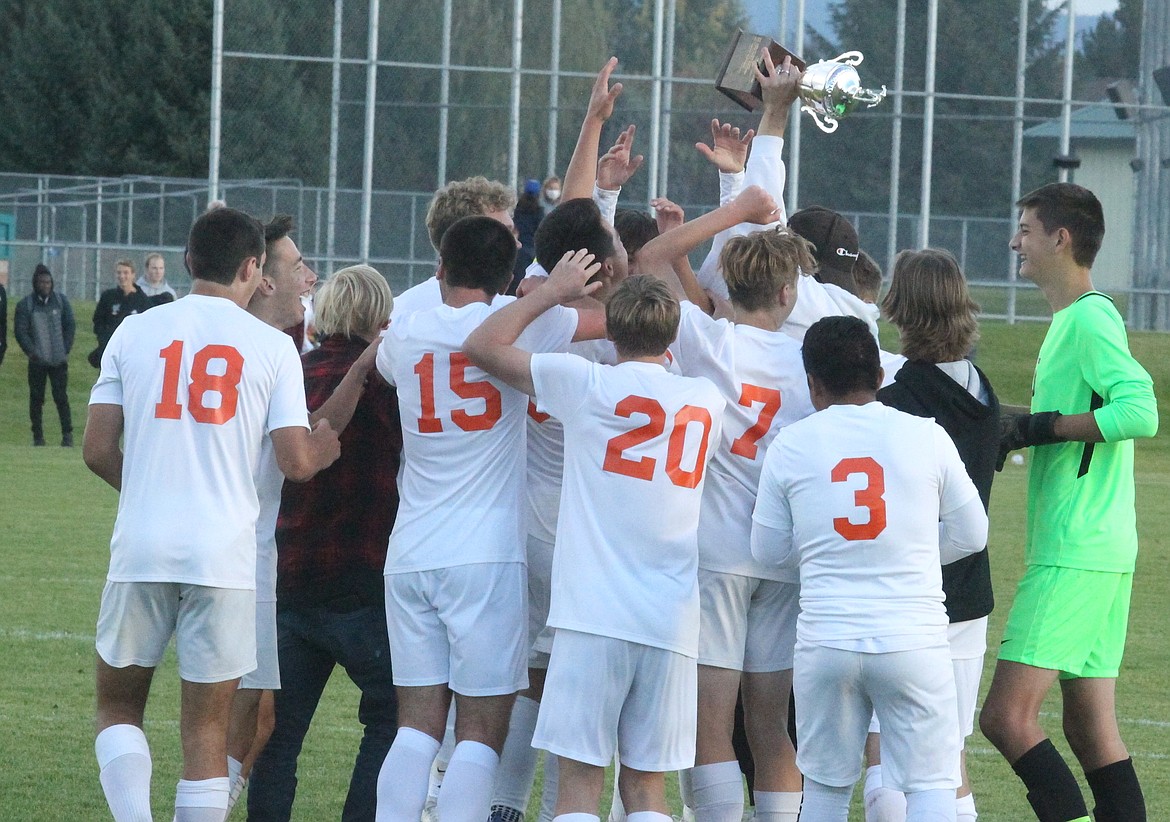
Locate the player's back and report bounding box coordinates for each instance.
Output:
[378,299,576,572]
[672,302,814,579]
[762,402,977,643]
[93,294,309,589]
[531,354,725,656]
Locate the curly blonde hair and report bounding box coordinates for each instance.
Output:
[425,177,516,251]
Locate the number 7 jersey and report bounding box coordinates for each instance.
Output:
[90,295,310,589]
[531,354,726,658]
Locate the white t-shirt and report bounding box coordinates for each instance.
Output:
[671,302,815,580]
[525,339,619,544]
[752,402,980,649]
[531,354,726,657]
[254,435,283,603]
[389,276,442,324]
[376,298,578,572]
[90,295,310,589]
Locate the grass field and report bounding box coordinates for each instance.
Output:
[0,301,1167,820]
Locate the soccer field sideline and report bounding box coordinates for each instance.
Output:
[0,315,1166,819]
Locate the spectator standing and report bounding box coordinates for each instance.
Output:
[138,252,178,306]
[91,260,150,368]
[510,179,544,293]
[248,265,401,822]
[0,280,8,367]
[14,263,75,446]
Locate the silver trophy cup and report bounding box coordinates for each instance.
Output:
[798,51,887,133]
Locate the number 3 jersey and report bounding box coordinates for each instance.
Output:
[376,299,578,573]
[753,402,979,647]
[90,295,310,589]
[531,354,726,658]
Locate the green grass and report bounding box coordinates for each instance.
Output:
[1,305,1167,819]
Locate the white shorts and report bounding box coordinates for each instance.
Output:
[527,534,555,667]
[697,570,798,672]
[385,563,529,696]
[868,617,987,737]
[240,600,280,690]
[533,629,697,772]
[794,640,960,793]
[96,581,256,684]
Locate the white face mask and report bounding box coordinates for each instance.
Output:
[544,188,561,202]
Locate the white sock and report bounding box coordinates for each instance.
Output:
[678,767,695,810]
[538,753,559,822]
[691,762,745,822]
[427,710,458,804]
[627,813,671,822]
[493,695,542,812]
[753,790,801,822]
[554,815,599,822]
[174,777,230,822]
[223,756,245,818]
[798,779,851,822]
[904,789,955,822]
[863,765,906,822]
[96,724,154,822]
[955,792,977,822]
[437,740,500,822]
[377,727,441,822]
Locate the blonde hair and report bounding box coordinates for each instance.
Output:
[606,276,680,358]
[314,265,394,339]
[425,176,516,251]
[720,228,816,311]
[881,248,980,363]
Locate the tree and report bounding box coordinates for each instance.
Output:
[1081,0,1143,80]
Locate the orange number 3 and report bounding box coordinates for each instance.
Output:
[830,456,887,541]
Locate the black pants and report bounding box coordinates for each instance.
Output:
[28,361,72,439]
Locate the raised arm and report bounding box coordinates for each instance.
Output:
[464,250,602,396]
[563,58,623,201]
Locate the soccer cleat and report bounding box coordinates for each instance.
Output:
[489,805,525,822]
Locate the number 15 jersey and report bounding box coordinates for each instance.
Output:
[531,354,726,657]
[90,295,310,590]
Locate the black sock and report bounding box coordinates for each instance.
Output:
[1086,757,1145,822]
[1012,739,1089,821]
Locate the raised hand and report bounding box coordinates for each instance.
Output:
[651,197,686,234]
[754,50,803,113]
[695,119,754,174]
[597,124,645,190]
[732,184,781,225]
[587,56,623,124]
[547,249,604,303]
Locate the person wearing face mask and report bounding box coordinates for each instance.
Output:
[541,176,562,208]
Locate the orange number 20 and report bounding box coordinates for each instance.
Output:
[830,457,887,541]
[602,395,713,488]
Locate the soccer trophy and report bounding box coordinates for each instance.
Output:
[716,30,886,134]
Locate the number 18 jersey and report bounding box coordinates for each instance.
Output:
[90,295,310,589]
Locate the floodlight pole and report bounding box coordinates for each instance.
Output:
[1058,0,1077,183]
[648,0,666,202]
[359,0,380,264]
[508,0,524,189]
[659,0,678,198]
[1007,0,1029,324]
[917,0,938,249]
[886,0,907,271]
[326,0,344,275]
[786,0,806,211]
[208,0,224,205]
[546,0,562,179]
[438,0,452,186]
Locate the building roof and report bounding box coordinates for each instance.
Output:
[1025,102,1136,141]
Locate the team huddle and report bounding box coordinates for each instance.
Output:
[83,55,1156,822]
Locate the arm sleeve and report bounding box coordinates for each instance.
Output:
[13,299,32,356]
[938,495,989,564]
[375,327,397,387]
[267,343,312,433]
[719,170,745,206]
[592,184,620,226]
[531,352,591,421]
[62,296,76,352]
[750,442,798,568]
[935,423,986,562]
[1077,301,1158,442]
[517,304,579,354]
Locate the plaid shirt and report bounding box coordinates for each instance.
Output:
[275,335,402,607]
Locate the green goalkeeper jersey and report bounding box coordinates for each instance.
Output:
[1026,292,1158,571]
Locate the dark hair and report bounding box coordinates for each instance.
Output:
[515,190,542,215]
[534,198,615,268]
[1017,183,1105,268]
[802,315,881,396]
[32,263,52,282]
[613,209,659,258]
[186,207,265,286]
[263,214,295,276]
[439,216,517,294]
[606,275,680,358]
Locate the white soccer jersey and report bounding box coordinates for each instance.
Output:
[389,276,442,324]
[254,435,283,603]
[90,295,310,589]
[752,402,980,647]
[531,354,726,657]
[671,301,814,580]
[525,338,619,544]
[377,298,578,572]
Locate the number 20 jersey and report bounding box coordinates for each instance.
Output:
[90,295,310,589]
[531,354,726,657]
[754,403,979,645]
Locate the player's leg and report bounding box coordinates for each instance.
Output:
[692,570,749,822]
[556,757,607,817]
[333,601,398,822]
[248,607,336,821]
[443,692,519,822]
[740,580,802,822]
[862,730,906,822]
[948,617,989,822]
[173,584,258,822]
[94,581,179,822]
